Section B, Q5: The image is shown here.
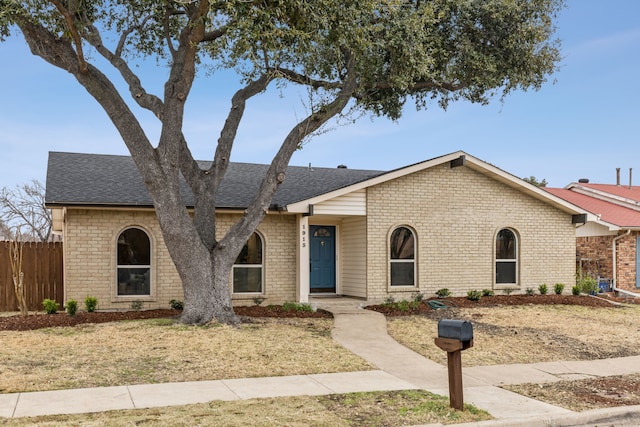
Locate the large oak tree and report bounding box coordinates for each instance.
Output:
[0,0,564,325]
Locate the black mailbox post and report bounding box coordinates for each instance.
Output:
[435,319,474,411]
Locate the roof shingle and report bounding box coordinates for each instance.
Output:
[45,152,384,209]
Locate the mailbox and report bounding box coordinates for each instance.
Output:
[438,319,473,342]
[435,319,474,411]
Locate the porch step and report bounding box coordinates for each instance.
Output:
[309,297,368,313]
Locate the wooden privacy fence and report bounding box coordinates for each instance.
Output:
[0,241,64,312]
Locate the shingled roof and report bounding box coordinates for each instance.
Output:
[45,152,385,209]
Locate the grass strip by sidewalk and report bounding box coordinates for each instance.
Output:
[1,390,491,426]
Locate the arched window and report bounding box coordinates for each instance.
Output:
[390,226,416,286]
[495,228,518,285]
[233,232,264,293]
[117,227,151,296]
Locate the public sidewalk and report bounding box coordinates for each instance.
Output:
[0,370,416,418]
[2,299,640,426]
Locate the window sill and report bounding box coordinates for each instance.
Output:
[112,296,156,302]
[387,286,418,292]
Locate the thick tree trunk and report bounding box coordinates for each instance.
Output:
[176,247,239,325]
[151,196,239,326]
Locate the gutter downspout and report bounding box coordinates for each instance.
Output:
[612,230,639,298]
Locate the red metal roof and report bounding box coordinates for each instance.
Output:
[545,188,640,228]
[573,183,640,202]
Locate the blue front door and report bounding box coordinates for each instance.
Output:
[310,225,336,293]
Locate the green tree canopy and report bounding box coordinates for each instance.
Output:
[523,176,548,187]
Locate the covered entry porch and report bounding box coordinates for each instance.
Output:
[296,213,368,303]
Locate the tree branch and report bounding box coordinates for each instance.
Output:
[222,51,358,252]
[272,67,342,90]
[377,79,466,92]
[14,13,156,176]
[0,181,51,242]
[48,0,88,72]
[83,24,164,117]
[180,73,275,250]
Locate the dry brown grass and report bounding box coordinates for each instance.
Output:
[4,304,640,424]
[387,304,640,367]
[0,317,372,393]
[0,390,491,426]
[505,373,640,411]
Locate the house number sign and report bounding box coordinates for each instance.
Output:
[301,224,307,248]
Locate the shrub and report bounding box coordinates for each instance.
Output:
[482,289,494,297]
[502,288,515,295]
[65,299,78,316]
[383,296,396,305]
[282,302,314,312]
[525,287,535,296]
[577,274,598,295]
[435,288,451,298]
[169,299,184,310]
[554,283,565,295]
[412,293,425,303]
[252,297,265,306]
[395,300,412,312]
[43,299,59,314]
[466,290,482,301]
[538,284,549,295]
[131,300,143,310]
[576,269,598,295]
[382,298,419,312]
[572,285,581,296]
[85,296,98,313]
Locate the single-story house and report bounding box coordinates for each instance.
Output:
[45,150,591,310]
[546,177,640,293]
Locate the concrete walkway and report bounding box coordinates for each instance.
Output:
[2,299,640,426]
[318,298,640,426]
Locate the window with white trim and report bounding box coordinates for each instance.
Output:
[117,227,151,296]
[390,226,416,286]
[233,232,264,293]
[495,228,518,285]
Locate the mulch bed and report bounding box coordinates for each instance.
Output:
[366,293,637,316]
[0,306,333,331]
[0,294,635,331]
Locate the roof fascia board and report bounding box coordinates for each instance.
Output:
[47,204,157,211]
[49,204,251,216]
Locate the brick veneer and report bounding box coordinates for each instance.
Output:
[615,232,639,291]
[62,163,581,309]
[63,209,296,310]
[577,232,639,291]
[576,236,614,281]
[365,163,576,300]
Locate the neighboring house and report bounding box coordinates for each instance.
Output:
[546,180,640,293]
[45,151,589,310]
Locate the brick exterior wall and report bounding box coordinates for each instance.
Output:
[365,163,576,300]
[615,232,639,291]
[63,162,581,309]
[576,236,614,281]
[63,209,296,310]
[577,232,639,291]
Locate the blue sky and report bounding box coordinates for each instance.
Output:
[1,1,639,192]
